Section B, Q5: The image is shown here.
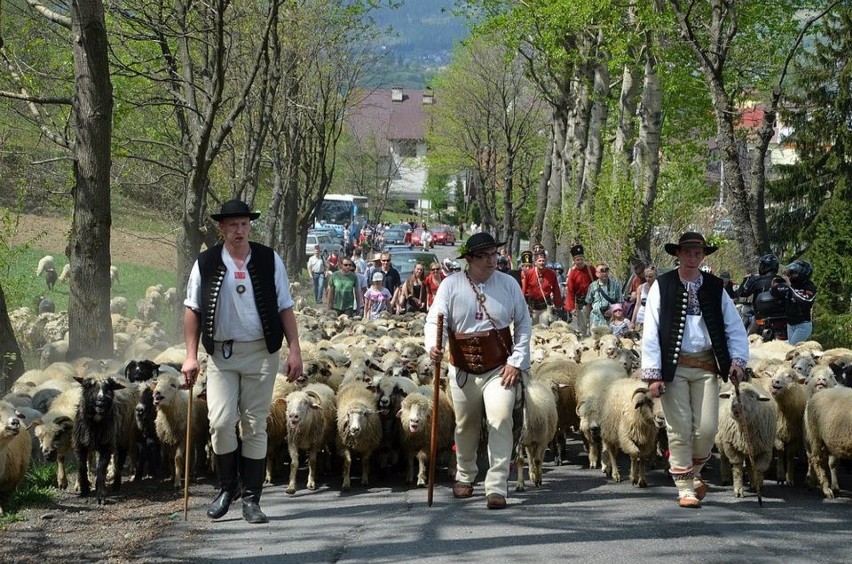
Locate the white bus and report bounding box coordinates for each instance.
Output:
[315,194,369,242]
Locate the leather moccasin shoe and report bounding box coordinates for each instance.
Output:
[678,495,701,509]
[453,482,474,499]
[694,479,707,501]
[486,493,507,510]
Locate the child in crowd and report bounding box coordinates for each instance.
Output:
[609,303,633,337]
[363,271,393,320]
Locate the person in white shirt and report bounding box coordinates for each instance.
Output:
[307,245,326,303]
[182,200,303,524]
[641,232,748,509]
[425,233,531,510]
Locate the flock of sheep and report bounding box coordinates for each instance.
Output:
[2,273,852,516]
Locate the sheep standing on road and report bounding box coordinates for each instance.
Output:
[769,367,809,485]
[715,383,776,498]
[72,375,130,504]
[599,380,660,487]
[514,378,558,491]
[575,359,628,470]
[532,357,581,466]
[152,372,209,488]
[0,401,32,516]
[336,384,382,491]
[285,383,336,494]
[397,390,455,487]
[804,386,852,498]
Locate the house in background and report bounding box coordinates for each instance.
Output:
[347,87,437,213]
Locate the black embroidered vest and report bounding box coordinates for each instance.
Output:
[657,270,732,382]
[197,242,284,355]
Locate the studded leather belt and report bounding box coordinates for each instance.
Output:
[678,354,718,374]
[448,327,513,375]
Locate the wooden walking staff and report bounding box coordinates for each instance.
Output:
[427,313,444,507]
[183,371,196,520]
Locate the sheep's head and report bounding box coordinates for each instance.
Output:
[0,401,25,440]
[152,374,181,407]
[770,367,802,397]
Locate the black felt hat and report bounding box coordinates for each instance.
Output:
[458,232,506,259]
[210,199,260,221]
[664,232,718,256]
[570,244,585,258]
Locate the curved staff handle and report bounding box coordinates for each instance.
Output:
[183,373,196,520]
[427,313,444,507]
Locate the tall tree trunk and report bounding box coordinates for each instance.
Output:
[67,0,113,361]
[0,283,25,394]
[530,129,553,245]
[631,39,663,265]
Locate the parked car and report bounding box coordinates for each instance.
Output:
[389,251,440,280]
[430,225,456,246]
[382,228,407,246]
[305,232,343,258]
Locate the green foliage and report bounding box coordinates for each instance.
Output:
[0,463,57,524]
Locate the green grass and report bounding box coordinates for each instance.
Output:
[3,247,178,331]
[0,462,57,525]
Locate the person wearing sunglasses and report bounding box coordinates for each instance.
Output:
[424,261,444,309]
[326,259,361,316]
[587,262,622,328]
[425,232,531,510]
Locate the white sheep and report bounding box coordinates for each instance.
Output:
[514,378,558,491]
[336,384,383,491]
[769,366,809,485]
[36,255,55,278]
[110,297,129,316]
[716,383,776,497]
[397,390,455,487]
[805,365,839,397]
[58,263,71,283]
[599,380,660,487]
[575,359,628,470]
[152,372,209,488]
[285,383,336,494]
[0,401,32,516]
[532,356,581,466]
[109,265,119,285]
[804,386,852,498]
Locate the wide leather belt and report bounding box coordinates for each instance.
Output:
[678,354,718,374]
[448,327,513,375]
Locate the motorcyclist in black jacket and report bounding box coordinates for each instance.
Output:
[771,259,817,345]
[738,254,786,334]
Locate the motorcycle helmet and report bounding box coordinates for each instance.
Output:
[554,261,564,273]
[451,260,461,272]
[786,259,813,283]
[758,254,779,275]
[546,261,556,270]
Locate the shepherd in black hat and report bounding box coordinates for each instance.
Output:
[640,230,747,509]
[182,199,304,524]
[426,232,531,510]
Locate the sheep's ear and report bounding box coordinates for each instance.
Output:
[796,374,807,384]
[395,408,402,419]
[74,375,85,384]
[575,401,585,416]
[719,391,732,399]
[273,397,286,407]
[757,395,771,402]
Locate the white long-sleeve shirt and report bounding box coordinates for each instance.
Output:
[641,274,748,379]
[425,270,531,370]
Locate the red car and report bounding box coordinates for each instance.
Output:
[430,225,456,246]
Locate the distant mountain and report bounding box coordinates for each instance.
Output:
[363,0,470,88]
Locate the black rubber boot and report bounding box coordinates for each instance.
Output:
[241,457,269,524]
[207,450,240,519]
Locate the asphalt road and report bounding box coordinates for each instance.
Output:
[148,439,852,564]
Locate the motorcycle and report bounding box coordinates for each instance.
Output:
[755,315,788,341]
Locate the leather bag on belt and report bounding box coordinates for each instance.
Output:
[448,327,513,375]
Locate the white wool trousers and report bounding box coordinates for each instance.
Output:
[449,365,518,497]
[661,360,719,478]
[206,339,279,460]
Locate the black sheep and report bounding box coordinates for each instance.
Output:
[73,375,127,504]
[124,360,160,383]
[134,385,162,481]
